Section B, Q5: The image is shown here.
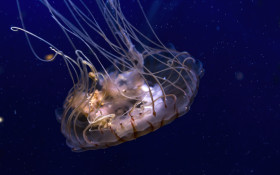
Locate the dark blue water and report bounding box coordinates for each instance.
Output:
[1,0,280,174]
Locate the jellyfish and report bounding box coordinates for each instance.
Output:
[11,0,204,152]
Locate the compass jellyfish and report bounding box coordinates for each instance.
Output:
[11,0,204,151]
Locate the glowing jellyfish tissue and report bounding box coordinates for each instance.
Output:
[12,0,204,151]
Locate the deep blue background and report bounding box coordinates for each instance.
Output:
[1,0,280,174]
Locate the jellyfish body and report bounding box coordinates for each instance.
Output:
[13,0,204,151]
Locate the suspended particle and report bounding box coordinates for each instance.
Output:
[235,71,244,81]
[44,54,54,61]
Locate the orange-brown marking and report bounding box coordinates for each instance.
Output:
[153,111,156,117]
[119,122,125,129]
[128,112,135,121]
[146,121,154,131]
[160,118,165,127]
[110,127,125,143]
[130,120,137,138]
[173,103,179,119]
[175,111,179,119]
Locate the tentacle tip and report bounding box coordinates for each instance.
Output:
[10,26,18,31]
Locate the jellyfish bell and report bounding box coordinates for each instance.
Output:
[12,0,204,151]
